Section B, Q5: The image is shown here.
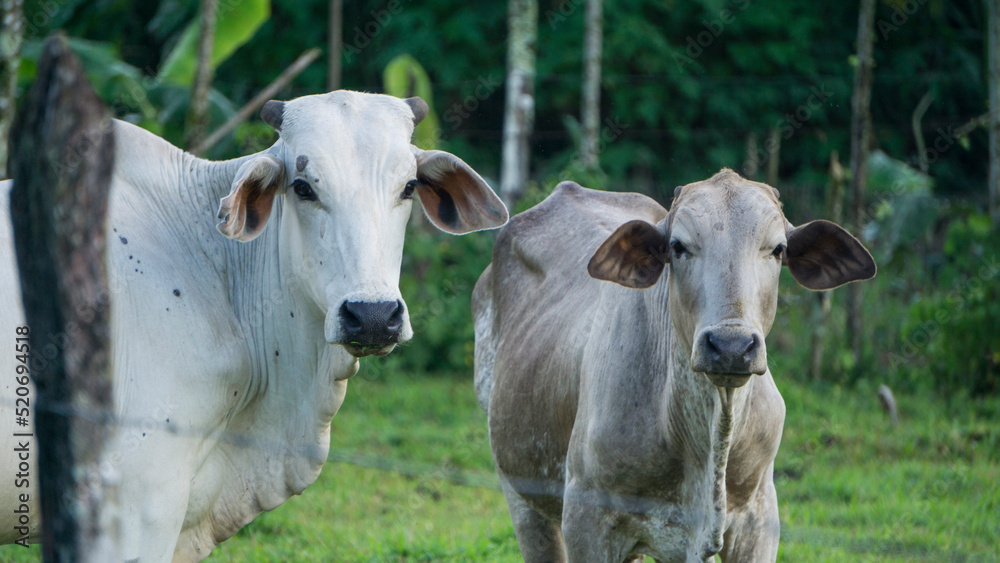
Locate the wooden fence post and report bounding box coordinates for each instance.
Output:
[9,34,118,562]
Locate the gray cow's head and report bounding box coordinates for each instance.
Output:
[588,169,875,388]
[215,91,508,357]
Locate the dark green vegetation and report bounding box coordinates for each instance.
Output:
[12,0,997,394]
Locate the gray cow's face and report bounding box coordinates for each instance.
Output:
[665,178,787,387]
[215,91,508,358]
[589,169,875,388]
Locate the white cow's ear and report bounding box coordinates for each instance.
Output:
[785,219,877,290]
[588,220,669,289]
[216,155,285,242]
[413,150,509,234]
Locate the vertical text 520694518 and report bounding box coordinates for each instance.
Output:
[12,326,32,547]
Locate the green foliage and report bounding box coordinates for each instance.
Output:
[383,54,441,150]
[899,213,1000,396]
[364,219,495,376]
[18,37,158,129]
[157,0,271,85]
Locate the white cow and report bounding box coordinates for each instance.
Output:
[0,90,507,561]
[474,172,875,562]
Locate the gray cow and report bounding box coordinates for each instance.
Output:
[474,170,875,562]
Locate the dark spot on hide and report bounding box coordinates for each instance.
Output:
[275,350,279,357]
[128,255,133,260]
[119,235,128,245]
[296,155,309,172]
[173,289,181,297]
[290,311,295,318]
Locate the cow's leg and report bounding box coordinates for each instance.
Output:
[112,421,202,562]
[561,489,634,563]
[719,477,780,562]
[498,473,567,563]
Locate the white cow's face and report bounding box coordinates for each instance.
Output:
[588,169,875,388]
[215,91,508,357]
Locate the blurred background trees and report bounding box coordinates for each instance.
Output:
[3,0,997,397]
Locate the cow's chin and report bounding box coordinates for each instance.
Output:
[703,373,753,389]
[340,343,397,358]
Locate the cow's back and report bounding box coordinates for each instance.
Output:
[474,182,666,516]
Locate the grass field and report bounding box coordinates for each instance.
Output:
[3,369,998,562]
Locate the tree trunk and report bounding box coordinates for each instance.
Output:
[847,0,876,367]
[580,0,602,170]
[0,0,24,178]
[810,151,846,381]
[9,34,117,562]
[989,0,1000,223]
[327,0,343,91]
[500,0,537,209]
[766,126,781,187]
[185,0,219,150]
[744,131,759,179]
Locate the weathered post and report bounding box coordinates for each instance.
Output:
[9,34,118,562]
[500,0,537,209]
[847,0,876,367]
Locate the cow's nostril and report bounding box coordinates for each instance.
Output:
[339,300,404,345]
[385,300,404,333]
[340,302,364,334]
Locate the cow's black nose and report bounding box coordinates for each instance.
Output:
[339,300,404,346]
[694,327,763,376]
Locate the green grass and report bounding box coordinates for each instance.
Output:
[3,372,998,562]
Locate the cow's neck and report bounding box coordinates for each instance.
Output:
[647,283,753,558]
[190,149,356,493]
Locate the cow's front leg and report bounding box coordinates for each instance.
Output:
[498,472,567,563]
[112,424,200,563]
[719,477,780,563]
[561,483,635,563]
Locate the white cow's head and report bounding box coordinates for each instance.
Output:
[215,91,508,357]
[588,169,875,388]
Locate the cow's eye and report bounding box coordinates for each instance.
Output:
[402,179,418,200]
[292,179,317,202]
[670,240,687,258]
[771,243,786,259]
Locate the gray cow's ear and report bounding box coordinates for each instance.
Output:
[413,149,508,234]
[588,220,669,289]
[217,155,285,242]
[785,219,876,290]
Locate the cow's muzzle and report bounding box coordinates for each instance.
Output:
[337,300,405,357]
[691,324,766,387]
